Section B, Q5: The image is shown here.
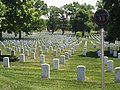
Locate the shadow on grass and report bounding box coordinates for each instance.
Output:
[79,51,118,58]
[79,51,98,58]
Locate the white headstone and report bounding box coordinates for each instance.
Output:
[83,48,87,56]
[53,59,59,70]
[3,57,10,68]
[53,50,57,57]
[68,50,72,56]
[59,55,65,64]
[114,67,120,83]
[110,49,113,54]
[104,56,108,64]
[38,46,42,50]
[41,64,50,78]
[31,52,35,59]
[49,46,53,51]
[77,65,86,80]
[93,44,96,48]
[45,48,48,53]
[0,49,2,55]
[20,54,25,62]
[65,52,69,59]
[25,49,29,56]
[118,53,120,60]
[18,47,20,52]
[113,50,117,57]
[58,48,61,53]
[40,54,45,63]
[107,60,114,72]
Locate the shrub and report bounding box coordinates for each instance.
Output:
[76,32,82,39]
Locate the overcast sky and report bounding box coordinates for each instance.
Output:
[43,0,98,7]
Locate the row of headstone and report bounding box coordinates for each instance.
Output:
[1,33,84,80]
[3,55,120,82]
[41,39,83,79]
[103,56,120,82]
[2,35,75,54]
[83,41,87,56]
[0,41,6,49]
[6,34,74,50]
[90,41,96,48]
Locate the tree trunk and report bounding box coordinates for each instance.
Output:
[52,30,54,34]
[74,31,76,35]
[19,31,21,39]
[82,31,84,37]
[14,32,17,37]
[62,29,64,35]
[0,31,2,41]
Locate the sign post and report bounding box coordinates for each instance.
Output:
[94,9,109,90]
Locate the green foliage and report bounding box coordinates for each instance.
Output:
[0,0,48,39]
[0,1,6,28]
[46,2,95,35]
[96,0,104,9]
[46,6,63,34]
[76,32,82,36]
[76,31,81,39]
[101,0,120,42]
[68,3,94,35]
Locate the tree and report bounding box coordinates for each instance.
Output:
[46,2,94,35]
[102,0,120,42]
[72,4,94,36]
[96,0,104,9]
[1,0,47,39]
[46,6,62,34]
[47,14,59,34]
[0,0,6,40]
[72,10,87,36]
[62,2,81,34]
[32,0,48,32]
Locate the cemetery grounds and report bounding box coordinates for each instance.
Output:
[0,32,120,90]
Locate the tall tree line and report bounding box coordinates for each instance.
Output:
[0,0,95,40]
[46,2,95,35]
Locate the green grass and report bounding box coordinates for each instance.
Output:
[0,35,120,90]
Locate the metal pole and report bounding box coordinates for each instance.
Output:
[101,28,104,90]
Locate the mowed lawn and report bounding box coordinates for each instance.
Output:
[0,37,120,90]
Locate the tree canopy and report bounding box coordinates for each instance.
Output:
[0,0,48,39]
[0,0,96,40]
[96,0,120,42]
[46,2,95,35]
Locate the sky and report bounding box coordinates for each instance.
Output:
[43,0,98,8]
